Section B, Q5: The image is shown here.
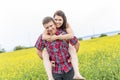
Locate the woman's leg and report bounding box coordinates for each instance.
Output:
[42,49,54,80]
[69,44,85,80]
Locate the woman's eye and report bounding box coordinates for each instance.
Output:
[55,19,57,21]
[59,19,62,21]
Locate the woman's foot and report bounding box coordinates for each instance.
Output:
[48,79,54,80]
[73,75,85,80]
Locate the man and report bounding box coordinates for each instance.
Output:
[35,16,79,80]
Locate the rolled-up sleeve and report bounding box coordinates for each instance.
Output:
[69,36,78,45]
[34,35,45,51]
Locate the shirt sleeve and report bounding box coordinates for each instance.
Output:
[69,36,78,45]
[34,34,45,51]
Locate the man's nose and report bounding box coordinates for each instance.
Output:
[48,28,52,33]
[49,27,52,30]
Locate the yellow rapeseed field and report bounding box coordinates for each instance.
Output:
[0,35,120,80]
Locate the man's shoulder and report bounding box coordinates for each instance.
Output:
[37,34,43,38]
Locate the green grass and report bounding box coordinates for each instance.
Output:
[0,35,120,80]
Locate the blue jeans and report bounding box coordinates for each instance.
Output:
[52,68,74,80]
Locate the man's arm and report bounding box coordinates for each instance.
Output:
[73,41,80,52]
[35,35,45,59]
[69,36,80,52]
[36,49,43,59]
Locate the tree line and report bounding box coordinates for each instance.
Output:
[1,33,120,53]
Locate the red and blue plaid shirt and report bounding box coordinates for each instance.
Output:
[35,29,78,74]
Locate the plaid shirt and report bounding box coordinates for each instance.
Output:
[35,29,78,74]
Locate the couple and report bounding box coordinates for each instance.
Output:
[35,10,85,80]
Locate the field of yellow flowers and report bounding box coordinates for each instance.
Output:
[0,35,120,80]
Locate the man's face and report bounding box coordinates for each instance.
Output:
[44,21,57,35]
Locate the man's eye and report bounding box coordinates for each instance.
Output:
[46,27,48,29]
[50,25,52,27]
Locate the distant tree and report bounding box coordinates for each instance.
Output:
[0,48,5,53]
[78,37,83,41]
[14,45,26,51]
[118,33,120,35]
[91,37,96,39]
[13,45,33,51]
[99,34,107,37]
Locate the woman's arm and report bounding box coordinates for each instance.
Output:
[42,30,51,40]
[42,23,74,41]
[42,30,58,42]
[58,23,74,40]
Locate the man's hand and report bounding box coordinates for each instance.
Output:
[68,57,72,63]
[51,61,55,67]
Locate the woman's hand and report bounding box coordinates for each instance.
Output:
[46,35,58,42]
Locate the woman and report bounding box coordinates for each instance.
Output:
[42,10,85,80]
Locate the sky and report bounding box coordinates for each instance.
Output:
[0,0,120,51]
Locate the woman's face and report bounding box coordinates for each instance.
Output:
[54,15,63,28]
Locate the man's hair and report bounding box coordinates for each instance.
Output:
[42,16,56,25]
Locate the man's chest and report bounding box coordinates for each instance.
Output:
[45,40,69,51]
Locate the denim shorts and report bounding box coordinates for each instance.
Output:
[52,68,74,80]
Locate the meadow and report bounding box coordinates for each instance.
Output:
[0,35,120,80]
